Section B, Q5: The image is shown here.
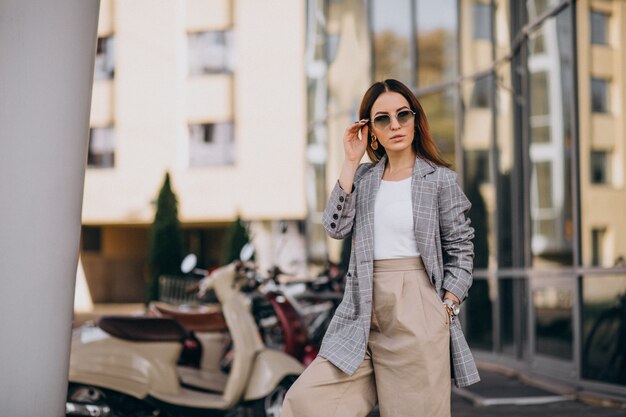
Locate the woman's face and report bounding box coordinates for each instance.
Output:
[369,91,415,155]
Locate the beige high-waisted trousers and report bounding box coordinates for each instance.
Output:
[282,256,451,417]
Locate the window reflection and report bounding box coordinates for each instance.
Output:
[372,0,413,84]
[527,7,574,268]
[533,285,573,359]
[416,0,457,86]
[464,149,490,269]
[466,278,493,350]
[582,275,626,386]
[419,89,456,166]
[590,11,609,45]
[470,75,493,108]
[590,151,610,185]
[472,2,492,40]
[590,78,609,113]
[580,3,624,269]
[461,75,494,269]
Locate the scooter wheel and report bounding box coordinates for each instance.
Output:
[249,376,297,417]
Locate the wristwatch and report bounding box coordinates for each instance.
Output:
[443,298,460,318]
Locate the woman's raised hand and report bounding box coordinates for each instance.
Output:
[343,119,369,164]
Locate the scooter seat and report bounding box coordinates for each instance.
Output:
[98,316,188,342]
[149,302,228,333]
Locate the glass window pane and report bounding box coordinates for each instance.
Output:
[188,31,234,75]
[528,0,550,16]
[500,277,527,356]
[372,0,413,85]
[530,71,549,117]
[189,122,235,166]
[529,28,546,54]
[88,126,115,168]
[590,151,610,185]
[473,3,492,40]
[527,8,574,268]
[591,78,609,113]
[534,161,552,209]
[470,75,493,108]
[580,6,623,269]
[464,149,491,269]
[590,11,608,45]
[461,76,494,269]
[94,36,115,80]
[465,278,494,350]
[591,228,607,267]
[582,275,626,386]
[416,0,457,87]
[533,285,573,360]
[495,62,515,268]
[419,89,456,166]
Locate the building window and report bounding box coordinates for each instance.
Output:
[590,150,610,184]
[94,36,115,80]
[591,228,606,266]
[473,3,492,40]
[530,71,550,117]
[469,74,493,108]
[534,161,553,210]
[188,31,235,75]
[529,28,546,54]
[591,78,609,113]
[590,11,608,45]
[87,126,115,168]
[189,122,235,166]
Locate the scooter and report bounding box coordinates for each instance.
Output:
[151,252,319,368]
[66,259,303,417]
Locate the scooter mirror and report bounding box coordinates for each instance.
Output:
[181,254,198,274]
[239,243,254,262]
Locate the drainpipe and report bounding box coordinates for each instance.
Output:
[0,1,100,416]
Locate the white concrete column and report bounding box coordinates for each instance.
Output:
[0,1,100,416]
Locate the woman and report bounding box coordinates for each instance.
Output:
[282,79,479,417]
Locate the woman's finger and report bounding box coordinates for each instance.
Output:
[345,119,369,140]
[360,123,369,139]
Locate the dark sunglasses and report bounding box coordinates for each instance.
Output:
[372,110,416,130]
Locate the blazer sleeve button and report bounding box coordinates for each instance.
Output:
[339,196,345,202]
[330,222,336,229]
[337,204,343,210]
[333,214,339,220]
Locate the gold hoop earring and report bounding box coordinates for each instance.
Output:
[371,135,379,150]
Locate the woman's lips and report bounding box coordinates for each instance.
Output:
[389,134,405,141]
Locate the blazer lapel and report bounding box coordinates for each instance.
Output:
[362,154,387,266]
[411,157,437,275]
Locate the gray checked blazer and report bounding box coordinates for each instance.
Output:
[319,154,480,388]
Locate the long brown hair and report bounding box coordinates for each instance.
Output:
[359,79,450,168]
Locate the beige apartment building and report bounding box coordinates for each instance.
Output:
[578,0,626,269]
[82,0,307,303]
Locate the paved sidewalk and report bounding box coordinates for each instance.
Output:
[367,368,626,417]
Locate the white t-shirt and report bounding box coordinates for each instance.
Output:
[373,177,420,260]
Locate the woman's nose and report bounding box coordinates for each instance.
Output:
[390,116,401,129]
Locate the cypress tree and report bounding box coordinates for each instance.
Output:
[147,172,184,303]
[223,216,252,264]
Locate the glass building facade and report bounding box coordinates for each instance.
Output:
[306,0,626,394]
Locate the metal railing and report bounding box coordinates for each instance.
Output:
[158,275,202,306]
